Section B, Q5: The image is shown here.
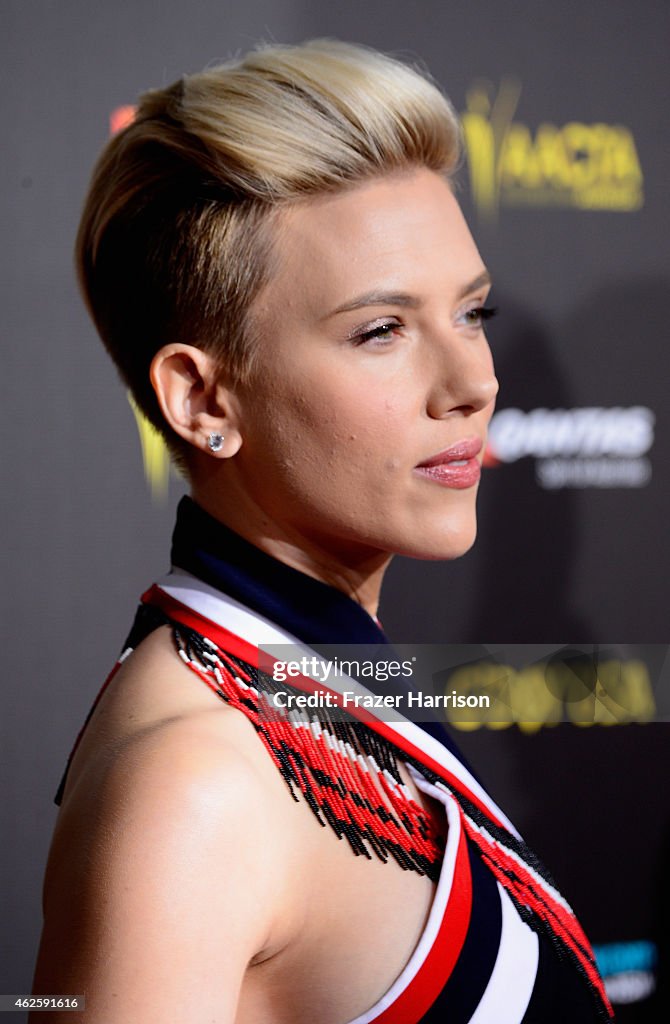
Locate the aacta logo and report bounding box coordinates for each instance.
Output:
[461,79,644,220]
[485,406,655,489]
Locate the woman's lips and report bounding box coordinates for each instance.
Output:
[414,438,483,489]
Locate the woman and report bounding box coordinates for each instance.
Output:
[32,40,613,1023]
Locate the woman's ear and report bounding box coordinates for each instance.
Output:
[150,344,243,458]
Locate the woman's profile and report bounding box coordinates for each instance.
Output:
[32,39,613,1023]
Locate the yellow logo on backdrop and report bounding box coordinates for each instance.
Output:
[461,79,644,219]
[445,658,655,732]
[127,394,173,502]
[110,109,174,503]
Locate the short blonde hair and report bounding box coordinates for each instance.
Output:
[76,39,461,460]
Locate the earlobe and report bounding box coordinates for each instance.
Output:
[149,344,243,457]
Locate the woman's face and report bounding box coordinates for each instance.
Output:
[231,168,498,565]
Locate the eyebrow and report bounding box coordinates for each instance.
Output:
[327,269,492,318]
[457,269,492,299]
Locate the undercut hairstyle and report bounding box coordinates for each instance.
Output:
[76,39,462,464]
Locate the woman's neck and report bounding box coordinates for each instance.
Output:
[191,484,391,618]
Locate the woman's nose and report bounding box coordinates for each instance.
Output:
[426,338,499,419]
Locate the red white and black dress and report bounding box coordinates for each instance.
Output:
[57,498,614,1023]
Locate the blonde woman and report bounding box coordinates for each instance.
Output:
[32,41,612,1024]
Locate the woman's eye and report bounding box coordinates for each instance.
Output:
[354,321,401,346]
[461,305,498,328]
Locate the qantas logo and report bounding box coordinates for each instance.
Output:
[486,406,654,463]
[485,407,655,489]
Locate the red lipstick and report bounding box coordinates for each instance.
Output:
[414,438,483,489]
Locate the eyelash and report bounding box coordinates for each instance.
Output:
[353,321,402,346]
[461,305,498,327]
[353,306,498,346]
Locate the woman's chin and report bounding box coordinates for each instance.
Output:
[396,517,479,563]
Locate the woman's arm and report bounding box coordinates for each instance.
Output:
[31,710,296,1023]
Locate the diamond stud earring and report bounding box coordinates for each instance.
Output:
[207,432,224,453]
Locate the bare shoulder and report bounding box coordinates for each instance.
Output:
[61,624,281,804]
[34,628,304,1023]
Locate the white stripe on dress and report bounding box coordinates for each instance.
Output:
[467,884,539,1024]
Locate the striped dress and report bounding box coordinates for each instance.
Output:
[57,497,613,1023]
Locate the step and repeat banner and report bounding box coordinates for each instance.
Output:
[3,1,668,1019]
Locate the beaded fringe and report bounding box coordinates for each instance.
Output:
[173,625,445,883]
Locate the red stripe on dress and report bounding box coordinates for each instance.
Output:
[141,585,262,665]
[367,813,472,1024]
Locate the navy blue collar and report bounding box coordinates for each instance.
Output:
[171,497,388,647]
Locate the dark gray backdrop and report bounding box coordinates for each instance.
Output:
[3,1,668,1019]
